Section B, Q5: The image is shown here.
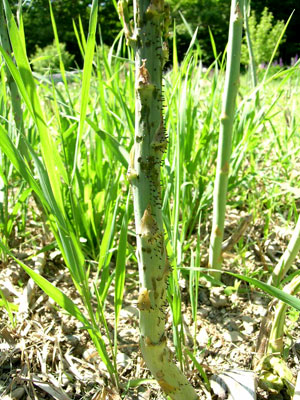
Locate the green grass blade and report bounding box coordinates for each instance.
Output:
[185,348,210,391]
[0,125,44,199]
[24,142,87,287]
[87,118,129,168]
[0,298,18,311]
[17,7,26,51]
[98,196,120,300]
[208,26,218,66]
[227,272,300,312]
[0,240,89,325]
[0,2,67,212]
[114,195,129,328]
[71,0,98,181]
[173,20,178,76]
[72,18,85,59]
[48,0,73,107]
[78,15,87,53]
[181,265,300,312]
[49,0,66,82]
[6,187,31,236]
[0,239,116,382]
[0,46,34,114]
[0,125,86,288]
[0,286,15,326]
[93,282,118,385]
[263,11,294,82]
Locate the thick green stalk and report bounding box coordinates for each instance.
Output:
[118,0,198,398]
[268,277,300,355]
[261,277,300,396]
[267,301,287,355]
[268,214,300,287]
[208,0,244,279]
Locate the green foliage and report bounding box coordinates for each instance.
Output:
[20,0,121,65]
[166,0,231,64]
[7,0,299,66]
[30,41,75,74]
[250,0,300,63]
[20,0,89,59]
[241,7,285,66]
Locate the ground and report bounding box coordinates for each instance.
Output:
[1,208,300,400]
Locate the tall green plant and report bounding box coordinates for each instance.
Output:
[208,0,245,279]
[118,0,198,398]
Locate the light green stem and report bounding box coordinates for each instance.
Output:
[208,0,244,279]
[268,276,300,355]
[269,214,300,287]
[267,301,287,355]
[118,0,198,398]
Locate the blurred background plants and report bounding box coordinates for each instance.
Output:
[30,41,75,74]
[5,0,300,67]
[240,7,286,67]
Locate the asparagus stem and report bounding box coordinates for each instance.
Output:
[208,0,245,279]
[269,214,300,287]
[118,0,198,398]
[268,276,300,355]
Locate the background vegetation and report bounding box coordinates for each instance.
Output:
[7,0,300,67]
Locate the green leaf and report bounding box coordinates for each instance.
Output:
[0,240,89,325]
[1,1,67,211]
[71,0,98,181]
[87,118,129,168]
[0,240,116,382]
[226,271,300,311]
[185,348,210,391]
[115,195,129,326]
[181,266,300,312]
[0,125,44,200]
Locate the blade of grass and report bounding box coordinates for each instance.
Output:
[0,239,116,381]
[182,266,300,312]
[71,0,98,182]
[0,286,15,326]
[86,118,129,168]
[48,0,74,110]
[0,240,88,324]
[0,2,67,212]
[262,11,294,83]
[185,348,210,391]
[0,125,44,199]
[72,18,85,59]
[114,195,129,340]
